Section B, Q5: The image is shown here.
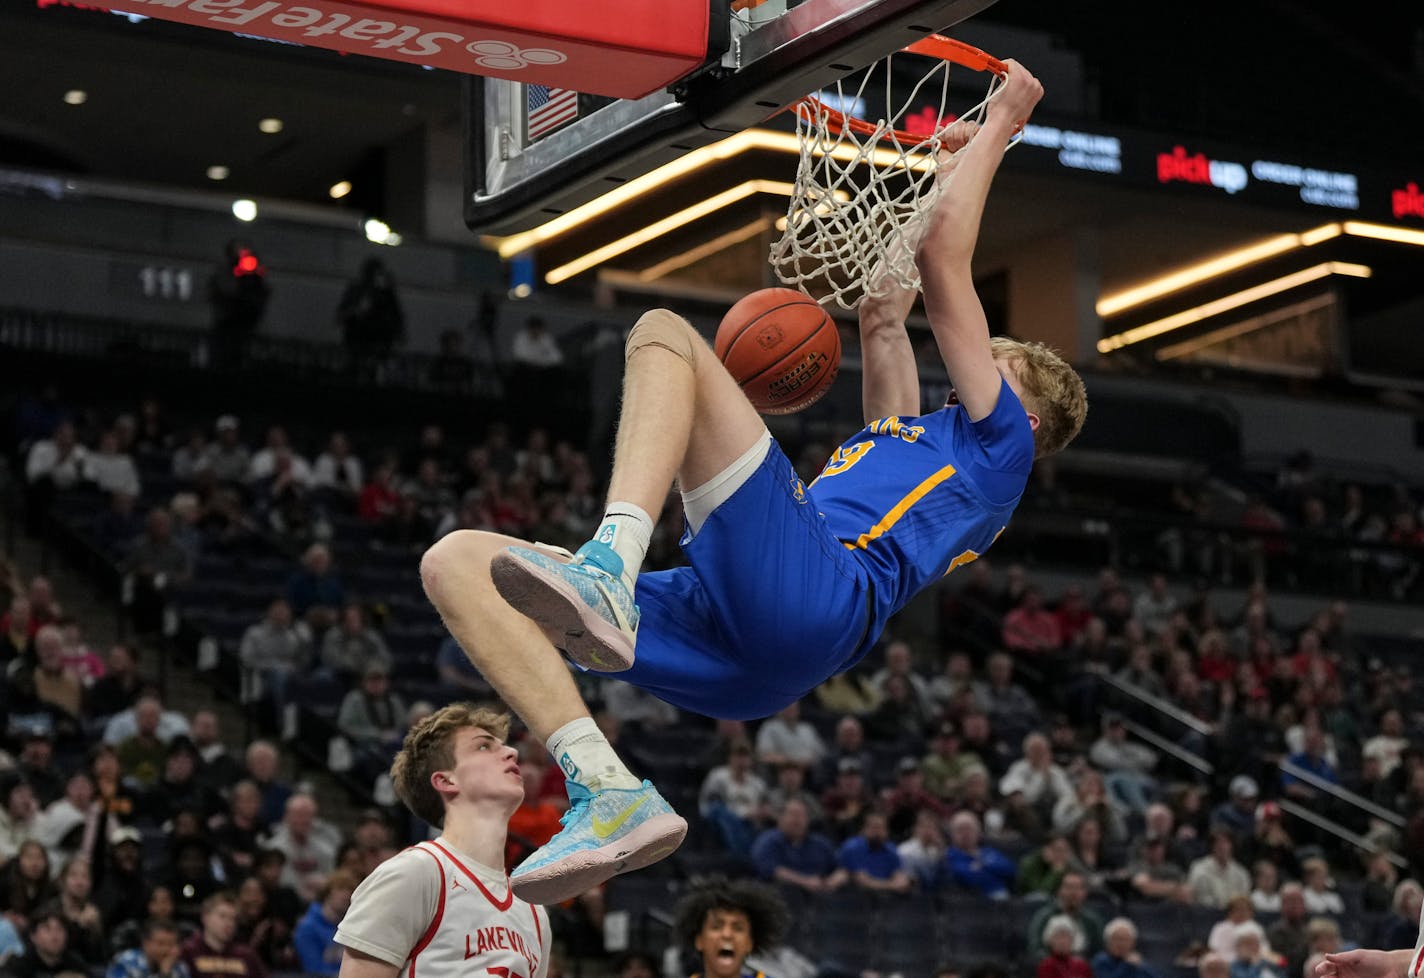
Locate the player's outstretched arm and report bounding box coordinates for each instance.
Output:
[857,121,980,424]
[857,275,919,424]
[915,61,1043,422]
[1317,948,1415,978]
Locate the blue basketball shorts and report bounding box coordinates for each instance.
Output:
[619,441,874,720]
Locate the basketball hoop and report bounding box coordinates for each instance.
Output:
[769,36,1012,310]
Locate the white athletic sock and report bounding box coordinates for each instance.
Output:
[545,717,641,792]
[592,502,653,592]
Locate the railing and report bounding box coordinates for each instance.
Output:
[1278,799,1409,870]
[1098,670,1214,738]
[1278,758,1406,829]
[1120,715,1214,776]
[0,305,504,398]
[1007,504,1424,604]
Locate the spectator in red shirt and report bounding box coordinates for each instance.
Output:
[1003,587,1063,656]
[1288,629,1338,685]
[356,459,402,524]
[1037,916,1093,978]
[1197,630,1235,686]
[26,576,63,631]
[1054,585,1093,647]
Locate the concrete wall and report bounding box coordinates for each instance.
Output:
[0,189,502,352]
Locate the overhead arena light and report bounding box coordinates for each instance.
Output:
[543,180,848,285]
[1097,262,1372,353]
[364,218,402,246]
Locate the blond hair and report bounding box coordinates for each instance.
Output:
[989,337,1087,458]
[390,702,511,828]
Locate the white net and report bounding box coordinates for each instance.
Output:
[769,41,1009,309]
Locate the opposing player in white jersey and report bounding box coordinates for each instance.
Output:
[335,703,550,978]
[1316,899,1424,978]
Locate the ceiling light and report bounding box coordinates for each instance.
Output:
[1098,219,1424,320]
[1155,292,1336,362]
[258,118,284,134]
[1096,226,1342,317]
[637,218,772,282]
[493,128,929,259]
[206,165,230,181]
[328,181,352,200]
[545,180,830,285]
[1097,261,1372,353]
[364,218,401,246]
[1342,221,1424,247]
[232,199,258,222]
[63,89,87,106]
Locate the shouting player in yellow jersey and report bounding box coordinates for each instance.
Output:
[420,58,1087,905]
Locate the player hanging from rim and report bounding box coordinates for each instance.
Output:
[420,57,1087,905]
[334,703,550,978]
[674,878,790,978]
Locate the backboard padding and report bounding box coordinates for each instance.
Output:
[466,0,999,235]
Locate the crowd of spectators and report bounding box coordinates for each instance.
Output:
[6,386,1424,978]
[0,546,412,978]
[1144,450,1424,600]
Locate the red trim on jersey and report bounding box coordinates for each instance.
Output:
[530,904,543,945]
[430,841,515,911]
[408,844,448,978]
[1411,944,1424,978]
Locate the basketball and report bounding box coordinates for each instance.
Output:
[715,288,840,415]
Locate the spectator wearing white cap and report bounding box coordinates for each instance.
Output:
[1210,776,1260,841]
[32,772,99,870]
[96,825,149,931]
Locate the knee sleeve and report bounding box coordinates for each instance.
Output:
[624,308,699,368]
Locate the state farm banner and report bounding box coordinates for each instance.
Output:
[95,0,711,99]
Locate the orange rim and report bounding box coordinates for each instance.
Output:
[797,34,1007,144]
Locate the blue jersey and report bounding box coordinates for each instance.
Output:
[809,376,1035,638]
[623,377,1032,721]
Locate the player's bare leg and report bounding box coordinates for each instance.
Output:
[421,530,590,741]
[491,308,765,672]
[421,529,687,904]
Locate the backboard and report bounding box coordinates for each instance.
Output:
[466,0,999,236]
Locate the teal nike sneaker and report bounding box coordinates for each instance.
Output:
[510,781,687,905]
[490,540,639,672]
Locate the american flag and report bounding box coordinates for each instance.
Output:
[527,84,578,140]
